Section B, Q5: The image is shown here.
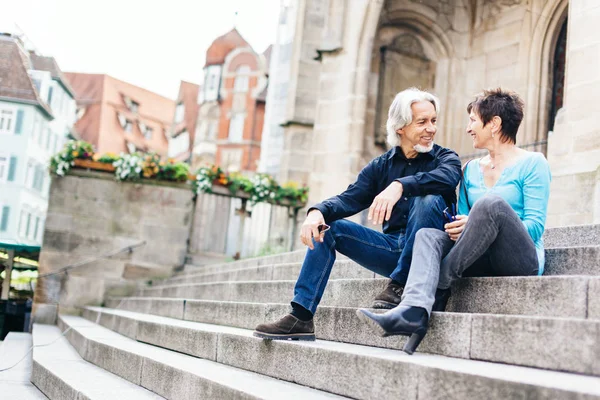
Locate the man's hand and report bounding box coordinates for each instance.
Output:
[445,215,468,241]
[300,209,326,250]
[368,181,403,225]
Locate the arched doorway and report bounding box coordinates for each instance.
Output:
[548,18,568,134]
[374,34,436,147]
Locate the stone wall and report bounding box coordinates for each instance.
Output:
[33,169,194,323]
[546,0,600,226]
[272,0,597,231]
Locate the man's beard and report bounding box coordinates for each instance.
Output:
[414,142,434,153]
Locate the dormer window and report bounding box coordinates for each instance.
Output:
[124,120,133,133]
[144,127,153,140]
[126,142,137,154]
[123,96,139,113]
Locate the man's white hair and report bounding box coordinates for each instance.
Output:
[386,88,441,147]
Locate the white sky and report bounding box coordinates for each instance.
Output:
[3,0,281,99]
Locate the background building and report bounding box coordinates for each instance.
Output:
[169,81,200,162]
[65,73,175,156]
[193,28,270,172]
[0,33,76,246]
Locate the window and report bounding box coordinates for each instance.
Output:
[144,127,153,140]
[25,212,32,238]
[124,120,133,133]
[0,206,9,232]
[32,78,42,93]
[47,86,53,105]
[234,65,251,92]
[228,114,245,143]
[203,65,222,102]
[33,216,40,241]
[130,101,139,113]
[0,156,7,183]
[168,131,190,158]
[126,142,137,154]
[221,149,243,172]
[175,103,185,123]
[0,110,14,134]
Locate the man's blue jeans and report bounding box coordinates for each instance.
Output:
[292,194,446,314]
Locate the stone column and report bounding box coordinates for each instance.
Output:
[546,0,600,226]
[308,0,377,205]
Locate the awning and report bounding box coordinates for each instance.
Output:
[0,242,41,259]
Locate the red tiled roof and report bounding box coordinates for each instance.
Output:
[0,36,53,117]
[205,28,251,67]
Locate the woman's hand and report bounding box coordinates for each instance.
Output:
[301,210,326,250]
[445,215,468,241]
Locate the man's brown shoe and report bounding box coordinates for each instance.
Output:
[371,280,404,309]
[253,314,315,341]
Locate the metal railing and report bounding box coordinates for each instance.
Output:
[37,241,147,278]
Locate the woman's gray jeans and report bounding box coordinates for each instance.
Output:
[400,195,539,315]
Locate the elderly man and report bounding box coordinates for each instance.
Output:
[254,87,462,340]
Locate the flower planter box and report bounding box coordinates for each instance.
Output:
[73,159,116,172]
[207,183,306,208]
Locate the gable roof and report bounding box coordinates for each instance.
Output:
[0,35,53,118]
[29,52,76,98]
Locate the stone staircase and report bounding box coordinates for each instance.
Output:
[29,224,600,399]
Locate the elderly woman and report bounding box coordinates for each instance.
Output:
[357,88,551,354]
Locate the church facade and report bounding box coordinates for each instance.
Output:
[261,0,599,227]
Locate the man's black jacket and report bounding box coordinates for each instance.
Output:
[310,144,462,234]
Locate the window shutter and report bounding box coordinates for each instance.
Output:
[7,156,17,181]
[0,206,9,231]
[47,86,53,105]
[14,109,24,134]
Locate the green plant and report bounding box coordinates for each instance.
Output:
[157,159,190,182]
[49,140,94,176]
[194,165,227,194]
[93,152,120,164]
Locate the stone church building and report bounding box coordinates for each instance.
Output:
[260,0,599,228]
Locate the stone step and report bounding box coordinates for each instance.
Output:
[73,307,600,399]
[31,324,162,399]
[0,332,47,399]
[96,300,600,376]
[181,250,307,275]
[544,245,600,275]
[55,315,347,400]
[134,275,600,319]
[160,245,600,286]
[177,224,600,275]
[543,224,600,248]
[163,259,374,285]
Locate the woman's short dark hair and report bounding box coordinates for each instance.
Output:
[467,88,524,144]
